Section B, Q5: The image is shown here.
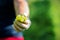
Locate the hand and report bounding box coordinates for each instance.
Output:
[13,18,31,32]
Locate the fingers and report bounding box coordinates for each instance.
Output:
[13,21,25,32]
[23,19,31,30]
[14,20,26,29]
[13,19,31,32]
[13,24,23,32]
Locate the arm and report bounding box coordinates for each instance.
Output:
[14,0,29,17]
[13,0,31,32]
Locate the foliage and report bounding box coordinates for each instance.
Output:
[23,0,60,40]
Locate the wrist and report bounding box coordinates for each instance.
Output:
[17,13,29,18]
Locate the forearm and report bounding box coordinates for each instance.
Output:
[13,0,31,32]
[14,0,29,17]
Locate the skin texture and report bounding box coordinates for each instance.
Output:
[14,0,30,25]
[14,0,29,17]
[13,0,31,32]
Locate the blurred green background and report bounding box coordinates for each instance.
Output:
[24,0,60,40]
